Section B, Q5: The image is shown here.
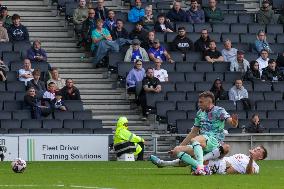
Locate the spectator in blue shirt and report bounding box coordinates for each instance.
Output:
[126,59,145,93]
[148,39,174,63]
[187,0,205,23]
[166,1,187,22]
[103,10,116,32]
[254,30,272,54]
[128,0,145,23]
[27,40,47,64]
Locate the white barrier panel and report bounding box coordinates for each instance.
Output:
[18,136,109,161]
[0,136,19,161]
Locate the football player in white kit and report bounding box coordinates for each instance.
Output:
[150,145,267,175]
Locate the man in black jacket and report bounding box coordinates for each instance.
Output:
[60,79,81,100]
[194,29,210,52]
[7,14,29,42]
[261,59,284,82]
[171,27,193,56]
[166,1,187,22]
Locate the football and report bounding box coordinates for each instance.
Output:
[11,158,27,173]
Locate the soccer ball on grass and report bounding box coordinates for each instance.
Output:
[11,158,27,173]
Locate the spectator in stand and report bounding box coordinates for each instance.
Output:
[80,8,97,51]
[126,59,145,93]
[278,7,284,24]
[230,50,250,73]
[153,58,168,82]
[60,79,81,100]
[171,26,193,57]
[0,20,9,42]
[47,67,65,90]
[254,30,272,54]
[7,14,29,42]
[221,39,237,63]
[229,79,248,103]
[128,0,145,23]
[27,40,47,64]
[50,91,67,111]
[142,31,155,50]
[129,21,148,43]
[0,6,12,28]
[204,40,224,63]
[111,19,131,47]
[257,0,275,24]
[24,87,50,119]
[154,14,174,33]
[27,69,46,98]
[73,0,88,35]
[43,82,56,103]
[256,49,270,75]
[95,0,109,20]
[141,5,155,31]
[124,39,149,62]
[245,114,265,133]
[204,0,224,23]
[243,61,261,82]
[148,39,175,63]
[166,1,187,22]
[186,0,205,24]
[18,59,34,86]
[194,29,210,52]
[210,79,228,100]
[91,19,119,67]
[140,68,161,120]
[276,51,284,71]
[0,60,8,81]
[261,59,284,82]
[103,10,116,32]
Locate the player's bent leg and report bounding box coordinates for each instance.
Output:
[149,155,185,168]
[190,135,207,166]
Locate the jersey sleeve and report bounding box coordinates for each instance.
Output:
[193,110,201,127]
[218,107,230,121]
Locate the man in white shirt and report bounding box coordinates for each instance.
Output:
[153,58,168,82]
[256,49,269,75]
[150,145,267,175]
[221,39,237,63]
[230,50,250,73]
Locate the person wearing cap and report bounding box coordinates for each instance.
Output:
[124,39,149,62]
[114,116,145,160]
[128,0,145,23]
[230,50,250,73]
[171,26,194,57]
[257,0,275,24]
[7,14,29,42]
[261,59,284,82]
[0,6,12,28]
[50,91,67,111]
[129,21,148,43]
[126,59,145,93]
[221,39,237,63]
[148,39,175,63]
[27,40,48,64]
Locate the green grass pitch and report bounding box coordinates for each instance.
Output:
[1,161,284,189]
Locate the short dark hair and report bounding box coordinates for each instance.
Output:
[260,145,268,160]
[209,39,216,43]
[12,14,20,20]
[50,67,58,72]
[32,69,41,76]
[191,0,199,3]
[199,91,215,103]
[48,82,55,86]
[178,26,186,31]
[146,67,153,73]
[260,49,268,54]
[116,19,123,24]
[268,59,276,64]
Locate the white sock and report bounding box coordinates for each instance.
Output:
[203,148,221,161]
[160,159,182,167]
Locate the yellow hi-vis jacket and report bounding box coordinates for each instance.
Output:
[114,117,144,155]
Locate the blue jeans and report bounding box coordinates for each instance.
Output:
[92,40,119,65]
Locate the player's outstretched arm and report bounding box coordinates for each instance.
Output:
[246,153,255,174]
[180,126,200,146]
[226,114,238,128]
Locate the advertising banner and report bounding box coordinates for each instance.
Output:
[0,136,19,161]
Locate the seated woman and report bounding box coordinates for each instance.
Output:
[24,87,50,119]
[243,61,261,82]
[91,19,119,68]
[154,14,174,33]
[210,79,228,100]
[254,30,272,54]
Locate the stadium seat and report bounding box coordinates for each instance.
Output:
[13,41,31,58]
[261,119,279,129]
[243,81,253,92]
[93,128,112,134]
[13,110,31,120]
[0,111,12,120]
[170,51,184,62]
[52,128,72,134]
[5,71,18,82]
[273,82,284,92]
[216,100,236,111]
[212,24,230,33]
[117,62,132,79]
[195,62,213,72]
[167,91,186,103]
[10,61,23,71]
[0,128,8,134]
[253,82,272,92]
[276,34,284,43]
[222,82,233,91]
[270,128,284,133]
[266,34,276,43]
[195,82,212,92]
[221,33,240,43]
[224,72,242,82]
[279,120,284,128]
[214,62,230,72]
[73,110,92,120]
[156,101,176,120]
[0,42,12,56]
[54,111,74,120]
[205,72,224,81]
[155,32,165,43]
[186,52,202,62]
[228,128,242,133]
[275,100,284,110]
[175,22,194,32]
[108,52,124,68]
[166,32,178,43]
[256,100,275,111]
[230,24,247,34]
[21,119,42,129]
[210,33,221,42]
[187,33,201,43]
[248,24,265,34]
[0,91,15,101]
[166,110,187,126]
[42,119,63,129]
[263,92,283,101]
[240,34,256,44]
[15,92,26,101]
[64,100,84,111]
[63,119,84,129]
[3,101,22,111]
[145,93,164,108]
[186,92,199,101]
[247,110,267,119]
[168,72,185,82]
[0,100,2,110]
[233,43,250,52]
[6,81,26,92]
[267,111,284,119]
[223,14,238,24]
[160,82,175,93]
[228,110,247,119]
[194,23,212,32]
[32,62,49,72]
[176,119,194,134]
[72,128,93,134]
[177,101,196,111]
[249,92,264,101]
[83,119,103,129]
[187,110,196,119]
[3,51,21,64]
[238,14,255,24]
[0,82,5,91]
[270,44,284,54]
[29,128,51,134]
[244,52,259,62]
[185,72,204,82]
[8,128,29,134]
[175,82,194,92]
[1,119,21,129]
[267,24,283,34]
[175,62,194,72]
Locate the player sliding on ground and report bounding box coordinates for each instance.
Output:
[156,91,238,175]
[150,145,267,175]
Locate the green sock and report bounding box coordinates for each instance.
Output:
[192,141,203,165]
[177,152,199,168]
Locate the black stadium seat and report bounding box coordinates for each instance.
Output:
[212,24,230,33]
[0,91,15,101]
[83,119,102,129]
[230,24,247,34]
[29,128,51,134]
[0,82,5,91]
[238,14,255,24]
[195,62,213,72]
[73,110,92,120]
[63,119,84,129]
[267,24,283,34]
[166,110,187,126]
[0,42,12,56]
[72,128,93,134]
[13,41,31,58]
[175,62,194,72]
[64,100,84,111]
[263,92,283,101]
[175,82,194,92]
[22,119,42,129]
[0,111,12,119]
[9,128,29,134]
[205,72,224,81]
[156,101,176,120]
[3,101,22,111]
[42,119,62,129]
[221,33,240,43]
[161,82,175,93]
[168,72,185,82]
[52,128,72,134]
[1,119,21,129]
[216,100,236,111]
[13,111,32,120]
[3,51,21,64]
[145,93,164,108]
[276,101,284,110]
[267,111,284,119]
[256,100,275,111]
[195,82,211,92]
[177,101,196,111]
[185,72,204,82]
[176,119,194,134]
[167,91,186,103]
[54,111,73,120]
[248,24,265,34]
[6,81,26,92]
